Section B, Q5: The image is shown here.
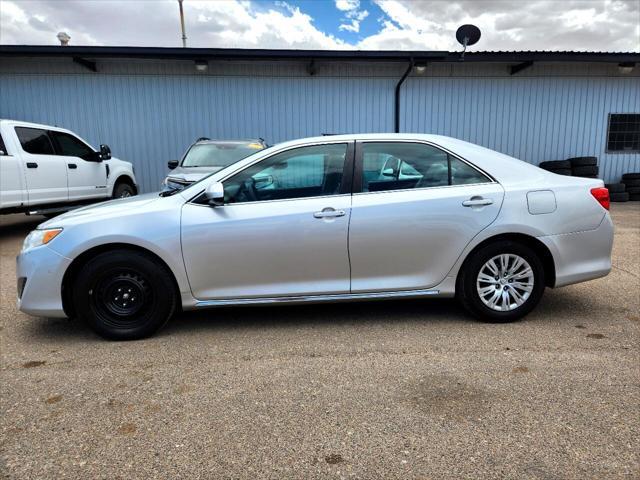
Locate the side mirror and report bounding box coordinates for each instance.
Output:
[168,160,179,170]
[204,182,224,206]
[99,144,111,161]
[382,168,395,177]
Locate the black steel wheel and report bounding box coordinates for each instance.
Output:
[73,250,176,340]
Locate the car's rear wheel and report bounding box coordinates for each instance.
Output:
[73,250,176,340]
[457,241,546,322]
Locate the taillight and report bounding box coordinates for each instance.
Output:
[590,187,610,211]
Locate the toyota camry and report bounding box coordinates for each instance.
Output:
[17,134,614,340]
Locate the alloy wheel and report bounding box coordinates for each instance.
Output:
[476,254,534,312]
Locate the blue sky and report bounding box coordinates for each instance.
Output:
[1,0,639,52]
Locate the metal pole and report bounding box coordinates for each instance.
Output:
[178,0,187,48]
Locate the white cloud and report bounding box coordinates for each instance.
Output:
[0,0,638,51]
[335,0,369,33]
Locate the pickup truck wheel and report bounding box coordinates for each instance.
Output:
[113,183,135,198]
[72,250,176,340]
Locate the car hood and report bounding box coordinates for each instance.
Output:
[166,166,224,183]
[39,193,161,228]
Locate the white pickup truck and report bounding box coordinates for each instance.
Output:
[0,119,137,216]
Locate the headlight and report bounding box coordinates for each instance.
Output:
[22,228,63,252]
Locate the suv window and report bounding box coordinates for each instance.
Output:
[15,127,55,155]
[0,133,7,155]
[224,143,348,204]
[49,131,95,160]
[361,142,489,192]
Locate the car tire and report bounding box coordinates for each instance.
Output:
[568,156,598,167]
[623,179,640,188]
[113,183,135,198]
[605,183,626,193]
[630,194,640,201]
[621,173,640,181]
[572,165,598,177]
[539,160,571,170]
[610,192,629,202]
[457,241,546,323]
[73,250,177,340]
[625,186,640,194]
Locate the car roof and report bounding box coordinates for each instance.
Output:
[195,139,265,146]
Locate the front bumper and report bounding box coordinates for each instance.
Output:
[539,213,614,288]
[16,245,71,318]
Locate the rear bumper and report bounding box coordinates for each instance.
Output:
[16,246,71,318]
[539,213,614,288]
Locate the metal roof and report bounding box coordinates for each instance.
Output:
[0,45,638,63]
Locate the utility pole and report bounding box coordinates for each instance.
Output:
[178,0,187,47]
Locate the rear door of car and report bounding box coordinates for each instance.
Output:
[349,140,504,293]
[14,126,68,206]
[49,130,108,201]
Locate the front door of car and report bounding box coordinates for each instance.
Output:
[349,141,504,292]
[14,126,68,206]
[181,142,354,300]
[49,130,108,201]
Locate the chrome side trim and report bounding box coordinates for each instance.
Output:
[194,288,441,307]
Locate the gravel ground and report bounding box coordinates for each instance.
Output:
[1,204,638,479]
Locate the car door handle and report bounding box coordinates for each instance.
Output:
[462,197,493,207]
[68,163,77,169]
[314,209,346,219]
[26,162,38,168]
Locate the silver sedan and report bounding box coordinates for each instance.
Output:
[17,134,614,340]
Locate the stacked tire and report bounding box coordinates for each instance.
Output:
[622,173,640,201]
[605,182,629,203]
[568,156,598,178]
[538,160,571,176]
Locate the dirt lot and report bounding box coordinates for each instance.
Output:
[1,205,638,479]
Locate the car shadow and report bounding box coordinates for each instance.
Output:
[23,286,609,343]
[0,214,43,240]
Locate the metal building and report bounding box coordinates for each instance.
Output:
[1,46,638,192]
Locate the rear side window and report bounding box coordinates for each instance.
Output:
[360,142,489,193]
[15,127,55,155]
[0,133,7,155]
[49,131,95,160]
[450,156,491,185]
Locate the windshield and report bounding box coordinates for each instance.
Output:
[182,142,264,168]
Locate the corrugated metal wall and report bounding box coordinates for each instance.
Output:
[1,58,638,191]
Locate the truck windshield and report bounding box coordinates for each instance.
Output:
[182,143,264,168]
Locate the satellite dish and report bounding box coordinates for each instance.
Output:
[456,24,481,47]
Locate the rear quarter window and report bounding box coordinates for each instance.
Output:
[0,133,7,155]
[15,127,55,155]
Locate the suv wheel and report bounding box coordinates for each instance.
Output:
[73,250,176,340]
[457,241,545,322]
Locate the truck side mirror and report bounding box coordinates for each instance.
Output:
[99,144,111,161]
[168,160,179,169]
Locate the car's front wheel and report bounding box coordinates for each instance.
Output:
[73,250,177,340]
[457,241,546,322]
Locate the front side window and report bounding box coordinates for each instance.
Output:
[224,143,347,204]
[49,131,95,160]
[182,142,264,168]
[15,127,55,155]
[361,142,488,193]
